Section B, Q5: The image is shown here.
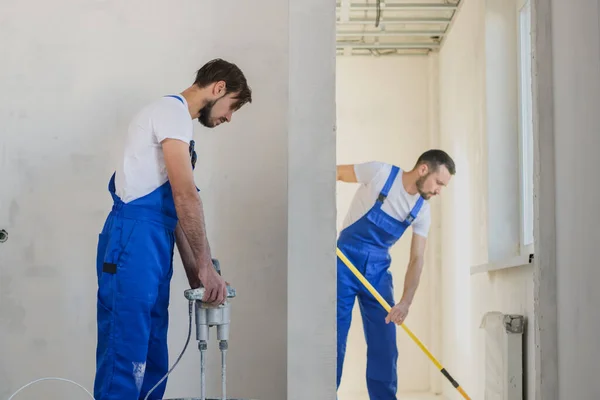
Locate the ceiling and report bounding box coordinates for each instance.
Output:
[336,0,463,56]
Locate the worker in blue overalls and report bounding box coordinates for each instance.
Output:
[336,150,455,399]
[94,59,252,400]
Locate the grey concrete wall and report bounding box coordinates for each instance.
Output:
[287,0,337,398]
[0,1,336,399]
[549,0,600,398]
[531,0,558,399]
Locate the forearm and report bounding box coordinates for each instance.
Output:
[400,256,425,305]
[173,190,213,273]
[175,223,202,288]
[337,165,358,182]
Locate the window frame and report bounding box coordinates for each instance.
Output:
[471,0,535,274]
[517,0,535,255]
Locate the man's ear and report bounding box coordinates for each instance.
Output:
[213,81,226,96]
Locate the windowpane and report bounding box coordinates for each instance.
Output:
[519,1,534,247]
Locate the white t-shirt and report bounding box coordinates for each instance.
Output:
[115,95,193,203]
[341,161,431,238]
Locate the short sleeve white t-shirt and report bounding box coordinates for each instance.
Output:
[115,94,193,203]
[341,161,431,238]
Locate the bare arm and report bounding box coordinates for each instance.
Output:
[400,233,427,305]
[163,138,226,302]
[385,233,427,325]
[175,223,202,288]
[336,164,358,182]
[163,138,212,270]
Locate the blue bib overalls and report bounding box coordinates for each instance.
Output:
[94,95,197,399]
[337,166,424,400]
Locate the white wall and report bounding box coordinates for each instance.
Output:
[335,56,440,396]
[550,0,600,398]
[437,0,535,399]
[0,1,336,400]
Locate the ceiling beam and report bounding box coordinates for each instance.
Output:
[336,42,440,49]
[338,0,350,23]
[337,30,445,37]
[335,3,458,11]
[337,51,431,57]
[336,17,452,24]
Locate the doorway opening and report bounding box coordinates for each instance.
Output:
[334,1,537,398]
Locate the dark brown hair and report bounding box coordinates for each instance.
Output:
[194,58,252,110]
[415,149,456,175]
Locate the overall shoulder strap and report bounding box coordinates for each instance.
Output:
[376,165,400,204]
[189,140,197,170]
[405,197,424,224]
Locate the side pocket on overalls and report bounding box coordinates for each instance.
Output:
[96,232,117,342]
[94,231,119,395]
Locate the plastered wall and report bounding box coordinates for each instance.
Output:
[550,0,600,398]
[0,1,337,399]
[335,56,439,396]
[437,0,535,398]
[287,0,337,398]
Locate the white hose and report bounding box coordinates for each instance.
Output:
[7,377,96,400]
[7,301,194,400]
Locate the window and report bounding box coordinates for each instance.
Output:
[518,0,534,251]
[472,0,534,274]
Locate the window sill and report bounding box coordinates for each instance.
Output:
[470,253,534,275]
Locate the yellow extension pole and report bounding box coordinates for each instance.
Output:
[336,247,472,400]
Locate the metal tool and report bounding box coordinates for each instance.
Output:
[184,290,235,400]
[183,259,236,400]
[151,259,242,400]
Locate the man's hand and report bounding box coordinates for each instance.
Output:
[198,266,228,305]
[385,300,411,325]
[385,233,427,325]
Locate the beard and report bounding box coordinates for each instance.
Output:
[416,174,433,200]
[197,100,216,127]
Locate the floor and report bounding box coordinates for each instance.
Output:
[343,393,444,400]
[397,394,443,400]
